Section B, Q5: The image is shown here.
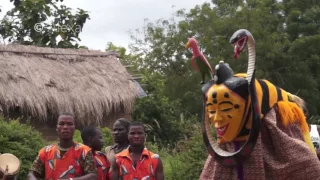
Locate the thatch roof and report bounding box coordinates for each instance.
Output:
[0,44,139,126]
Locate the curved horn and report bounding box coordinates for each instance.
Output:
[230,29,256,82]
[201,29,261,167]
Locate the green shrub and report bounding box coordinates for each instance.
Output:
[175,124,207,179]
[132,95,184,148]
[0,117,46,179]
[160,123,208,180]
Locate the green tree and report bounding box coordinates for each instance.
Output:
[0,0,90,48]
[126,0,320,117]
[106,42,127,58]
[282,0,320,115]
[132,95,183,148]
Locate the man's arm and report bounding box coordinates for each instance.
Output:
[27,153,45,180]
[111,157,119,180]
[27,171,41,180]
[155,158,164,180]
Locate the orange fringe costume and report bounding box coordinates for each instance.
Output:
[200,71,320,180]
[235,73,315,153]
[199,28,320,179]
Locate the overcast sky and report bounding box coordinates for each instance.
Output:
[0,0,209,51]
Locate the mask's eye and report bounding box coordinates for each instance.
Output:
[209,110,216,115]
[221,108,232,112]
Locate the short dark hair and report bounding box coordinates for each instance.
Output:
[59,112,74,116]
[58,112,74,120]
[129,121,145,131]
[81,126,97,143]
[57,112,75,125]
[115,118,131,132]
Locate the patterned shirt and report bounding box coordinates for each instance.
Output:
[30,142,97,179]
[105,145,128,179]
[93,151,110,180]
[115,147,159,180]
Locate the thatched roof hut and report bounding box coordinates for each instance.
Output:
[0,44,140,129]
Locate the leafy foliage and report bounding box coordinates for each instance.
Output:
[0,0,90,48]
[126,0,320,117]
[0,117,46,179]
[132,95,183,148]
[154,122,208,180]
[171,123,207,180]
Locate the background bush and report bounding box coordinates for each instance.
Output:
[0,117,46,179]
[0,115,209,180]
[160,123,208,180]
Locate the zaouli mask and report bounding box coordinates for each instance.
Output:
[201,29,314,167]
[205,62,250,143]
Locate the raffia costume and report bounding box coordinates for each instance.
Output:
[199,29,320,180]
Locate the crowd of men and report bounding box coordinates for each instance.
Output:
[0,108,319,179]
[0,113,164,180]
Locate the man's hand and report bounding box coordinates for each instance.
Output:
[111,158,119,180]
[1,165,8,180]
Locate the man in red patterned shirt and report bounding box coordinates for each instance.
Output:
[27,113,97,180]
[111,121,164,180]
[81,126,110,180]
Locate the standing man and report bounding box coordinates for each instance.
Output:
[105,118,131,179]
[105,118,131,160]
[27,113,98,180]
[111,121,164,180]
[81,126,110,180]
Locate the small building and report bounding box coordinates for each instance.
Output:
[0,44,142,140]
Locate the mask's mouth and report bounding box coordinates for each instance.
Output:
[216,124,229,137]
[233,36,248,59]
